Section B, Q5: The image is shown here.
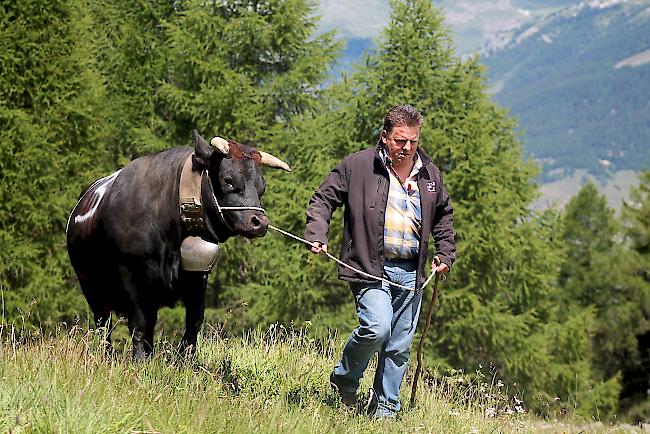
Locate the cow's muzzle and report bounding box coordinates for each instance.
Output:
[244,213,269,238]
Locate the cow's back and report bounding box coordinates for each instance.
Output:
[67,147,192,311]
[100,147,191,252]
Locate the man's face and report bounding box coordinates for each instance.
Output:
[381,124,420,166]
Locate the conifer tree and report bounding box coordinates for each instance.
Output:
[81,0,176,162]
[620,172,650,417]
[558,182,637,415]
[624,172,650,256]
[159,0,338,143]
[228,90,357,330]
[559,180,650,418]
[0,0,109,326]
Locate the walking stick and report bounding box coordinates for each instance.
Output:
[410,271,441,407]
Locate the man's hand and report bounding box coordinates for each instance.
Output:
[432,256,449,274]
[310,242,328,254]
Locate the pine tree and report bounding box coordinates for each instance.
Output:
[81,0,176,162]
[560,182,620,308]
[558,182,638,416]
[0,0,109,327]
[624,172,650,256]
[227,89,358,331]
[159,0,339,143]
[619,171,650,418]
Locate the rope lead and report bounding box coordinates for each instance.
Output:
[267,224,436,292]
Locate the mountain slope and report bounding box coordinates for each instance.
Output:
[483,0,650,179]
[433,0,578,53]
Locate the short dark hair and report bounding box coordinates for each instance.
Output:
[382,105,423,133]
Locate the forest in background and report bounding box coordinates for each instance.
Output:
[1,0,649,422]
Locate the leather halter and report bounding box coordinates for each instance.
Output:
[179,154,205,232]
[179,154,266,233]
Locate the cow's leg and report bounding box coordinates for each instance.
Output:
[118,264,150,361]
[179,270,208,354]
[128,305,158,360]
[127,306,148,361]
[143,306,158,355]
[81,275,114,355]
[93,307,113,354]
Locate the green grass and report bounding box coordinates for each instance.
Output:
[0,324,641,433]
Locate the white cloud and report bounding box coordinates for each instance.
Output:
[316,0,391,39]
[443,0,526,28]
[315,0,534,52]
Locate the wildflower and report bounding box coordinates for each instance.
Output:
[504,407,514,415]
[496,380,504,388]
[469,427,479,434]
[515,405,525,414]
[485,407,497,418]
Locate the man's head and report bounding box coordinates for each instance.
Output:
[380,105,423,167]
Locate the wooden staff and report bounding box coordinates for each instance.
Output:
[410,272,441,407]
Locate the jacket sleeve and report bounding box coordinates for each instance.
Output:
[304,161,349,246]
[432,174,456,270]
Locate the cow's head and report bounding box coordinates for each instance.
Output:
[192,130,290,239]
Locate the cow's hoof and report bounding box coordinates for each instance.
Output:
[132,346,151,362]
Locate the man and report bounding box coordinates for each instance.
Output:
[305,104,455,418]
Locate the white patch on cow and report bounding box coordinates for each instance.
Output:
[66,169,122,234]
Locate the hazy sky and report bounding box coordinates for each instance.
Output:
[315,1,391,39]
[316,0,532,52]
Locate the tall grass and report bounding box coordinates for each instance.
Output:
[0,323,639,433]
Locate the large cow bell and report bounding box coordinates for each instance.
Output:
[180,236,220,272]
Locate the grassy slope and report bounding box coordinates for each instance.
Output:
[0,325,642,433]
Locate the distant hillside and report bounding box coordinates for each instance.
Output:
[483,0,650,179]
[433,0,579,53]
[330,37,374,77]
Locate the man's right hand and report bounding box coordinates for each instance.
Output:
[310,242,328,254]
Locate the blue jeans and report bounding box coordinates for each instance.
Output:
[332,259,423,416]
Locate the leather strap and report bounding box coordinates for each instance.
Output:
[179,154,204,232]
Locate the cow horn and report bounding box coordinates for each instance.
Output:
[210,136,230,154]
[259,151,291,172]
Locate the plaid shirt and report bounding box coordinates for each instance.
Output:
[381,150,423,260]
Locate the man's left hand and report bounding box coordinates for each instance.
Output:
[432,256,449,274]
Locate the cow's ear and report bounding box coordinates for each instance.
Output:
[193,130,214,168]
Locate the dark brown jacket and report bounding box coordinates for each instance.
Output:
[305,144,456,289]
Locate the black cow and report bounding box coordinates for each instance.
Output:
[66,131,290,359]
